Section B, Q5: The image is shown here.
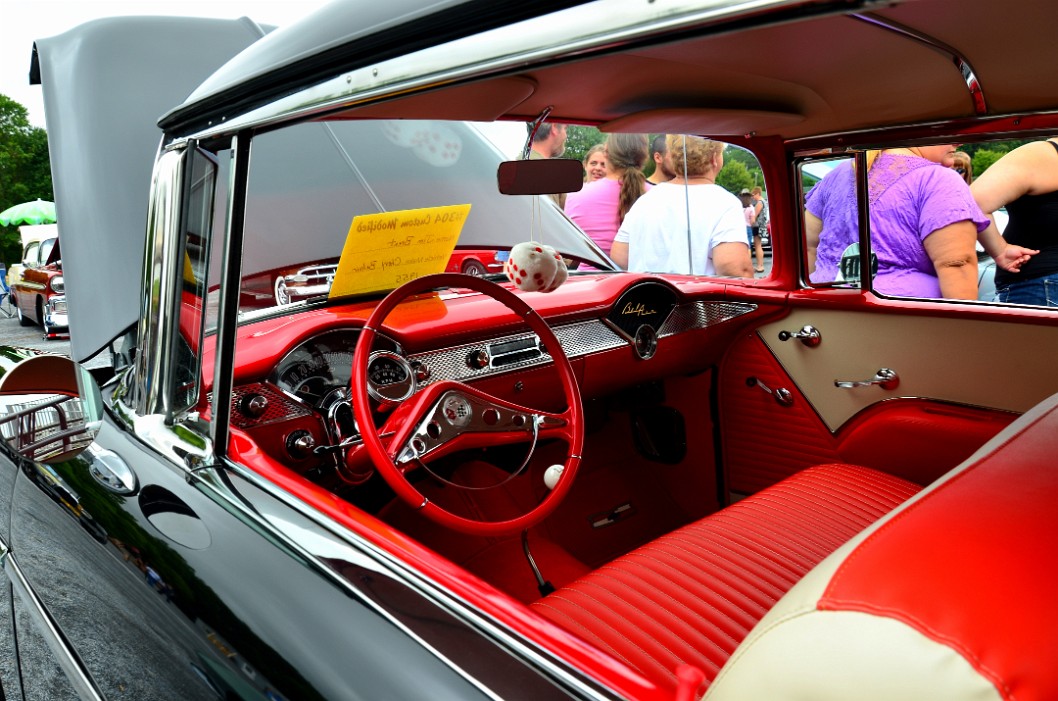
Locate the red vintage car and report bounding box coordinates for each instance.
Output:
[11,235,67,337]
[3,2,1058,700]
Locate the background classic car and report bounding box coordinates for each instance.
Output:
[2,0,1058,699]
[10,232,67,336]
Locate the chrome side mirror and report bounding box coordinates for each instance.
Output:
[0,355,103,464]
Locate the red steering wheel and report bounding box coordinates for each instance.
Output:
[350,273,584,536]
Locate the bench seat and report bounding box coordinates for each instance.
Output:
[531,463,921,692]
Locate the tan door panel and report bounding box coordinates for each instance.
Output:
[759,308,1058,431]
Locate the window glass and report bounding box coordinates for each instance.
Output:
[799,142,1030,305]
[23,241,39,266]
[233,124,769,323]
[38,238,56,265]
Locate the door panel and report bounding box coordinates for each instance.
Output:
[720,304,1034,494]
[759,305,1058,429]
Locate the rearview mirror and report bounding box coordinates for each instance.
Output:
[0,355,103,464]
[497,159,584,195]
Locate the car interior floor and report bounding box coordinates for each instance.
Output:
[376,373,722,604]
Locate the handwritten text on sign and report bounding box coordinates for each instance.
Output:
[329,204,471,298]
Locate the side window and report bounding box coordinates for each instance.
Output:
[799,155,863,287]
[799,144,990,302]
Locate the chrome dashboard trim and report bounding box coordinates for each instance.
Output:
[410,302,757,385]
[658,301,757,337]
[409,320,625,386]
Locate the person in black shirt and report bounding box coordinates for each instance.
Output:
[972,140,1058,305]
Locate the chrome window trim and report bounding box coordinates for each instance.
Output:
[134,148,186,418]
[2,549,105,701]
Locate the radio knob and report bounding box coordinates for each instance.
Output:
[466,349,490,369]
[239,393,269,418]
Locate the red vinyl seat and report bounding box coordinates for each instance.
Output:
[531,463,921,692]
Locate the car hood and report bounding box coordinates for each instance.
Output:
[31,16,271,362]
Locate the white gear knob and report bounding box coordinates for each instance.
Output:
[544,464,564,490]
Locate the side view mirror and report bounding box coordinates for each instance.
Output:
[497,158,584,196]
[0,355,103,464]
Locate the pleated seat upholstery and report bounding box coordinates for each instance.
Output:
[531,463,921,692]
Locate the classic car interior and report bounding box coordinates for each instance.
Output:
[15,0,1058,698]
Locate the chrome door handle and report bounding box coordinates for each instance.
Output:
[777,325,821,347]
[747,376,794,406]
[834,368,899,390]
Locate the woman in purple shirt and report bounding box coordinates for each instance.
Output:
[806,145,989,299]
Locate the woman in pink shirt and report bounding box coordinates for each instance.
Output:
[565,133,649,259]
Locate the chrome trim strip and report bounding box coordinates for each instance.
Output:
[195,463,611,700]
[2,551,105,701]
[851,12,987,115]
[212,132,252,459]
[135,148,185,416]
[409,320,625,385]
[657,300,757,337]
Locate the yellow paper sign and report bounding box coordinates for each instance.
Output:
[329,204,471,298]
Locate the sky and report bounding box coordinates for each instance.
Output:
[4,1,334,128]
[3,0,526,153]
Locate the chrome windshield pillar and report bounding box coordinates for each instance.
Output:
[133,147,186,419]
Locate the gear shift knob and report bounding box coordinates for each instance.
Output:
[544,464,564,490]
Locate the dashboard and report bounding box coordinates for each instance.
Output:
[224,279,760,483]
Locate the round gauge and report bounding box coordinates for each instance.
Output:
[366,351,415,404]
[441,394,472,429]
[270,330,358,407]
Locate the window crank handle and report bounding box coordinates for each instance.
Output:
[834,368,899,390]
[777,325,821,347]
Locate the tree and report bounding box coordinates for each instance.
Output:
[717,158,754,194]
[565,125,604,169]
[0,94,53,267]
[971,148,1006,177]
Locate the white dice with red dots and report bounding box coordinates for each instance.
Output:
[505,242,568,293]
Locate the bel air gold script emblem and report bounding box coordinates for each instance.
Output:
[622,302,656,317]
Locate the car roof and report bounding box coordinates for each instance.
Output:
[164,0,1058,145]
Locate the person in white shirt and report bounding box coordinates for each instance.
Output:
[610,135,753,277]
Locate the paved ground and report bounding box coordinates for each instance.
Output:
[1,303,74,356]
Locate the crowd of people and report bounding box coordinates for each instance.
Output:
[531,120,1056,304]
[531,123,761,277]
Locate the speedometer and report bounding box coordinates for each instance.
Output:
[366,351,415,404]
[270,330,358,406]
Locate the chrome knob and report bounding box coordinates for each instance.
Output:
[466,349,490,369]
[778,325,822,347]
[239,392,269,418]
[285,430,316,459]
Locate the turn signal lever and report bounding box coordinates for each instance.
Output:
[778,325,822,347]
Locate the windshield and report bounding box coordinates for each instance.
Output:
[218,119,614,322]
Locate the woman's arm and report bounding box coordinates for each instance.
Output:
[713,242,755,277]
[924,221,978,300]
[804,210,823,274]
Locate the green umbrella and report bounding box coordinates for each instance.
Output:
[0,199,56,226]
